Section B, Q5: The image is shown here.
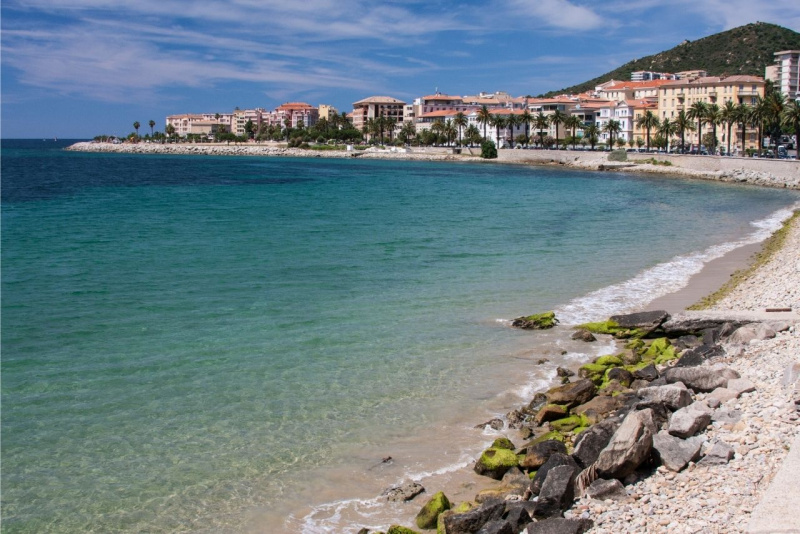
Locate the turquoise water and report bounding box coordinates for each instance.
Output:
[2,140,798,532]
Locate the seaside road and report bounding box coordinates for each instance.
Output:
[747,433,800,534]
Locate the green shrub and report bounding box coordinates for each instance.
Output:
[481,140,498,159]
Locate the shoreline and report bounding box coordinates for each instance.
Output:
[66,142,800,190]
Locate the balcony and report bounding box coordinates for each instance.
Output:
[738,89,760,96]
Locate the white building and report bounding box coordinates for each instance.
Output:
[767,50,800,101]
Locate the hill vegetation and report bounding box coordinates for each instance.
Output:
[542,22,800,97]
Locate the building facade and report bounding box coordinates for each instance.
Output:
[351,96,407,139]
[767,50,800,101]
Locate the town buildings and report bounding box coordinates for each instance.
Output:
[350,96,406,139]
[766,50,800,101]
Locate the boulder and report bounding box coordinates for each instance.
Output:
[595,409,655,479]
[534,404,569,425]
[474,448,518,480]
[584,478,628,500]
[530,453,579,496]
[661,316,750,336]
[712,408,742,424]
[707,387,738,404]
[726,378,756,397]
[511,311,558,329]
[668,403,712,438]
[710,365,741,380]
[728,323,777,344]
[521,440,568,470]
[652,431,704,472]
[491,437,515,450]
[573,395,623,424]
[673,335,703,350]
[415,491,451,529]
[502,506,531,533]
[571,329,597,342]
[630,400,670,430]
[550,414,589,433]
[557,366,576,378]
[387,526,420,534]
[698,441,734,466]
[609,310,669,333]
[475,418,504,431]
[442,501,505,534]
[637,384,692,410]
[664,367,727,393]
[572,417,621,469]
[632,364,659,382]
[607,367,633,387]
[475,520,513,534]
[533,465,579,519]
[674,344,725,367]
[545,379,597,409]
[527,518,593,534]
[383,481,425,502]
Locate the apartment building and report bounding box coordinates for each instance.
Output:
[631,71,678,81]
[657,75,765,149]
[318,104,339,121]
[596,79,673,102]
[351,96,406,139]
[166,114,232,137]
[766,50,800,101]
[274,102,319,129]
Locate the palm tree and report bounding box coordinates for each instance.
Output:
[444,119,457,146]
[782,100,800,154]
[490,114,506,146]
[399,121,416,145]
[735,103,752,153]
[384,117,397,143]
[453,112,468,146]
[506,113,520,148]
[465,124,481,147]
[704,103,723,154]
[687,101,708,151]
[564,115,581,148]
[521,110,533,146]
[430,119,445,145]
[719,101,738,156]
[673,110,694,153]
[583,124,600,150]
[165,123,176,142]
[603,120,621,150]
[658,117,677,152]
[148,120,156,137]
[635,110,660,151]
[763,92,786,153]
[133,121,140,139]
[533,112,549,148]
[477,105,492,141]
[751,96,770,153]
[549,109,567,149]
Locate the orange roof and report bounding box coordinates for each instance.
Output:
[623,99,657,108]
[277,102,314,110]
[421,94,462,101]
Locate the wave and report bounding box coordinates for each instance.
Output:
[555,204,798,325]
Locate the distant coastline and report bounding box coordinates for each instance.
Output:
[66,141,800,190]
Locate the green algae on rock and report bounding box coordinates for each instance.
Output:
[474,447,519,479]
[511,311,559,329]
[415,491,451,530]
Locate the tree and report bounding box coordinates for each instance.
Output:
[564,115,581,148]
[673,110,694,153]
[399,121,416,145]
[704,103,723,153]
[658,118,677,152]
[720,101,738,155]
[454,112,468,146]
[465,125,481,147]
[603,119,621,150]
[244,119,255,139]
[687,101,708,150]
[165,123,176,142]
[635,110,660,151]
[520,110,533,146]
[384,117,397,143]
[533,112,549,148]
[763,92,786,153]
[506,113,521,148]
[549,109,567,149]
[481,140,497,159]
[582,124,599,150]
[133,121,140,139]
[735,103,752,153]
[490,114,506,147]
[477,105,492,141]
[149,120,156,137]
[444,119,457,146]
[782,100,800,154]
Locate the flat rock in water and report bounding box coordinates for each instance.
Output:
[382,481,425,502]
[571,329,597,342]
[609,310,670,331]
[653,431,704,471]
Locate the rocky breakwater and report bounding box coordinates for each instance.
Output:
[361,310,799,534]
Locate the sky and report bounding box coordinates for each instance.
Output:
[2,0,799,138]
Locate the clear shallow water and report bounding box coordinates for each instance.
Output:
[2,140,798,532]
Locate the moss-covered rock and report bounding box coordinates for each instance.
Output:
[654,345,679,364]
[415,491,451,530]
[549,414,590,432]
[474,447,519,479]
[525,430,567,448]
[595,354,624,367]
[511,311,559,329]
[534,403,569,425]
[643,337,671,359]
[578,363,608,384]
[491,437,515,450]
[576,320,622,335]
[388,526,421,534]
[626,339,645,351]
[437,502,477,534]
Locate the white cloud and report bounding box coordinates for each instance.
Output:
[504,0,606,30]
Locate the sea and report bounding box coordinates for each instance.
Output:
[2,139,799,533]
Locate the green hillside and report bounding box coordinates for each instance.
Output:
[542,22,800,97]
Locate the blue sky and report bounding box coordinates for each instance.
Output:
[2,0,799,138]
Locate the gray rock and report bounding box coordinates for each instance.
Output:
[698,441,735,465]
[521,440,568,470]
[664,367,728,393]
[572,417,621,469]
[661,316,750,336]
[573,395,623,423]
[571,329,597,342]
[545,379,597,409]
[476,520,513,534]
[674,344,726,367]
[595,409,655,479]
[609,310,670,332]
[631,400,670,430]
[382,481,425,502]
[710,365,741,380]
[607,367,633,387]
[638,384,693,410]
[585,478,628,500]
[728,323,777,344]
[443,501,505,534]
[557,366,575,378]
[633,364,659,382]
[501,504,532,533]
[782,362,800,387]
[727,378,756,397]
[527,518,594,534]
[653,431,704,471]
[707,387,738,404]
[475,418,505,431]
[533,465,579,519]
[668,403,712,438]
[767,320,793,332]
[530,453,579,495]
[712,408,742,424]
[674,335,703,350]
